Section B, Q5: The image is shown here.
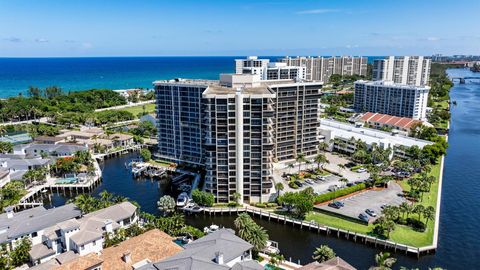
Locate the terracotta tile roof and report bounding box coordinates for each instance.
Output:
[56,229,182,270]
[55,253,103,270]
[297,257,356,270]
[360,112,422,130]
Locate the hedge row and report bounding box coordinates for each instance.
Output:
[314,183,367,204]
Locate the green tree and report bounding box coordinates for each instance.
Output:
[0,142,13,154]
[10,237,32,267]
[369,252,397,270]
[295,153,307,174]
[423,206,435,225]
[234,213,268,252]
[314,153,329,170]
[157,195,176,215]
[275,182,284,197]
[231,192,241,205]
[312,245,336,263]
[191,189,214,207]
[140,148,152,161]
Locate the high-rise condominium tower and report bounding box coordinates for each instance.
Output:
[373,56,431,86]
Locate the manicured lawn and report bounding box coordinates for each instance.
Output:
[301,158,443,247]
[305,211,373,235]
[394,158,441,247]
[117,103,155,118]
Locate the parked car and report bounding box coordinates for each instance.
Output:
[356,168,367,173]
[305,179,314,185]
[328,201,344,209]
[365,208,377,217]
[380,204,388,209]
[328,185,339,192]
[294,180,303,187]
[316,176,326,181]
[354,180,364,185]
[359,213,369,222]
[346,182,354,187]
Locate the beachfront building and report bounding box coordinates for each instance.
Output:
[319,119,433,159]
[139,228,263,270]
[0,157,52,180]
[203,74,276,203]
[13,143,88,158]
[235,56,306,81]
[354,80,430,120]
[373,56,431,86]
[279,56,368,82]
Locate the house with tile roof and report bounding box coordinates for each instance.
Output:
[359,112,428,134]
[139,228,263,270]
[297,257,356,270]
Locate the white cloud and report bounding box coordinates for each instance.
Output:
[296,9,339,15]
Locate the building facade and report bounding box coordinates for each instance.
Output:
[155,74,323,203]
[354,80,430,120]
[279,56,368,82]
[267,81,323,161]
[373,56,431,86]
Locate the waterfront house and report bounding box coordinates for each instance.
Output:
[28,202,138,266]
[109,133,134,147]
[14,143,88,158]
[0,204,82,252]
[56,130,98,142]
[34,136,66,145]
[359,112,429,135]
[297,257,356,270]
[0,157,52,180]
[139,228,263,270]
[42,229,183,270]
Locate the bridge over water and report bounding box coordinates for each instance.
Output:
[450,76,480,84]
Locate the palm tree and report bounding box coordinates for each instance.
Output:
[295,153,307,174]
[399,202,409,219]
[234,213,268,252]
[312,245,336,263]
[318,141,329,153]
[369,252,397,270]
[234,213,255,239]
[314,153,329,171]
[287,163,294,174]
[423,206,435,225]
[231,192,241,205]
[412,205,425,221]
[269,254,285,269]
[275,182,284,197]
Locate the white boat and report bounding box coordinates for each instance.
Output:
[203,224,220,234]
[176,192,189,207]
[262,240,280,254]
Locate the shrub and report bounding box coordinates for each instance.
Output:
[407,218,426,232]
[227,202,238,207]
[255,203,267,208]
[267,203,278,208]
[191,189,215,207]
[288,182,299,189]
[314,183,366,204]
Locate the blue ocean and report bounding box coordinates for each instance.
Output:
[0,56,382,98]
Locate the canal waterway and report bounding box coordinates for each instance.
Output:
[49,68,480,269]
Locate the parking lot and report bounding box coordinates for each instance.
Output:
[315,182,406,223]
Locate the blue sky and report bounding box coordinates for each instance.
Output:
[1,0,479,57]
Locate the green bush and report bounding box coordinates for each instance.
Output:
[267,203,278,208]
[407,218,426,232]
[227,202,239,207]
[255,203,267,208]
[288,182,299,189]
[314,183,366,203]
[191,189,215,207]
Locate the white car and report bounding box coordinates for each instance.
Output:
[356,168,367,173]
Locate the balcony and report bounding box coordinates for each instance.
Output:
[263,137,274,145]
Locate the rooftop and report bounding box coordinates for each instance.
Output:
[355,80,430,90]
[203,84,274,96]
[360,112,423,129]
[0,204,82,243]
[320,118,433,148]
[298,257,357,270]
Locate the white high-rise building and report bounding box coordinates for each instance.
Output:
[373,56,431,86]
[354,80,430,120]
[235,56,305,81]
[280,56,368,82]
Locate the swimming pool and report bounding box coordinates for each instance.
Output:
[55,177,78,184]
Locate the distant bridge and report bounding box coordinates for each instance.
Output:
[450,76,480,84]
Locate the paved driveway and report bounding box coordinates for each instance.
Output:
[315,182,406,222]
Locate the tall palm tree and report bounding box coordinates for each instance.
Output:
[234,213,268,251]
[234,213,255,239]
[412,205,425,221]
[287,163,294,174]
[295,153,306,174]
[369,252,397,270]
[314,153,328,171]
[275,182,284,197]
[312,245,336,263]
[399,202,409,219]
[423,206,435,225]
[318,141,329,153]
